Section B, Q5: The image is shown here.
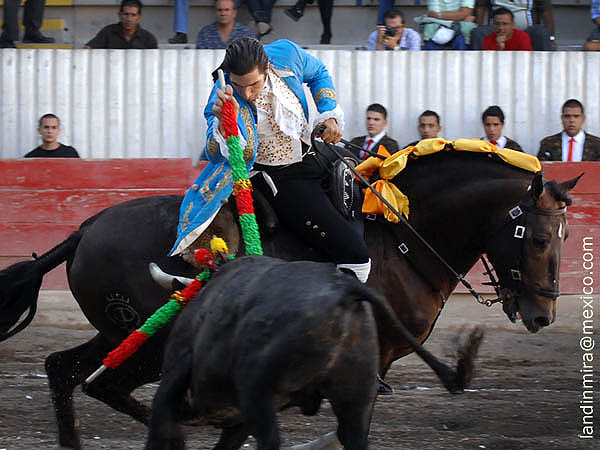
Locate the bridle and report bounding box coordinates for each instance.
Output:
[480,195,567,305]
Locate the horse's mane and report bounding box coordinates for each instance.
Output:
[394,149,536,187]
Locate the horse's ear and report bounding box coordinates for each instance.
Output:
[558,173,584,194]
[531,173,544,200]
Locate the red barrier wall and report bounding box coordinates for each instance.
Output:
[1,160,597,293]
[0,159,203,289]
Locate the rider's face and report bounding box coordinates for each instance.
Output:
[230,67,267,103]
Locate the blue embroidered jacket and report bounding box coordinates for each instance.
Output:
[170,39,339,255]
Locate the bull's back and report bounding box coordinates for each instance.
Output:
[171,256,379,402]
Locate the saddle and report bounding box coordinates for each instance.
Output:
[251,142,364,235]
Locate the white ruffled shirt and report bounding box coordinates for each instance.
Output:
[213,67,344,165]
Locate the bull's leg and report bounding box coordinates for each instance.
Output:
[145,357,190,450]
[213,424,250,450]
[45,333,112,450]
[328,394,374,450]
[238,390,280,450]
[326,357,377,450]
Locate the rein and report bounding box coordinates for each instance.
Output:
[313,127,488,306]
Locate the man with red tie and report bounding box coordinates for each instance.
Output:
[346,103,399,161]
[537,99,600,162]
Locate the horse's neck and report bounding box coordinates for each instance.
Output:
[382,163,532,296]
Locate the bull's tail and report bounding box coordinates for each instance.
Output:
[0,230,83,341]
[349,281,484,394]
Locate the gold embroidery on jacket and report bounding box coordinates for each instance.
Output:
[240,106,256,162]
[202,170,233,204]
[314,88,336,104]
[199,165,224,199]
[180,202,194,231]
[206,138,219,156]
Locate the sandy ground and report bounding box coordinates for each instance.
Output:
[0,291,598,450]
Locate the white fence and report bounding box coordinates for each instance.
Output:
[1,49,599,160]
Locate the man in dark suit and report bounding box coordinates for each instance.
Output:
[405,110,442,147]
[480,105,523,152]
[538,99,600,161]
[347,103,399,160]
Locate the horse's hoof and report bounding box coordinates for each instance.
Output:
[376,375,394,395]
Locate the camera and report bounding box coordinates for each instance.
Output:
[385,26,397,37]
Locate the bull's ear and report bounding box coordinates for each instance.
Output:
[558,173,584,193]
[531,173,544,200]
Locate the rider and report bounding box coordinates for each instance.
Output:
[170,37,371,282]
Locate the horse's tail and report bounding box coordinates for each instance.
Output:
[347,280,484,394]
[0,230,83,341]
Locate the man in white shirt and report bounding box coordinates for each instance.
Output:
[347,103,400,160]
[537,99,600,162]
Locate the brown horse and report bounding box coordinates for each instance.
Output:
[0,149,579,449]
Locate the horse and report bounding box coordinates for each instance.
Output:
[0,149,579,449]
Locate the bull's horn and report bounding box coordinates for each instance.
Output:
[290,432,341,450]
[148,262,194,289]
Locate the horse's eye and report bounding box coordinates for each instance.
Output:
[532,237,549,250]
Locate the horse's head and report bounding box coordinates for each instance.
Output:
[485,173,582,333]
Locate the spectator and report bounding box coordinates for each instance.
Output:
[169,0,189,44]
[0,0,55,48]
[85,0,157,49]
[246,0,275,39]
[24,114,80,158]
[480,106,523,152]
[197,0,256,49]
[584,0,600,51]
[482,8,532,51]
[471,0,555,51]
[537,99,600,162]
[419,0,476,50]
[367,8,421,51]
[406,110,442,147]
[284,0,334,44]
[346,103,399,161]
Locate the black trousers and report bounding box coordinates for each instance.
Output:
[2,0,46,41]
[256,152,369,265]
[295,0,333,37]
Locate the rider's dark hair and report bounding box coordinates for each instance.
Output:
[482,105,505,123]
[120,0,143,13]
[38,113,60,127]
[367,103,387,119]
[383,8,405,23]
[562,98,584,115]
[492,7,514,19]
[419,110,440,125]
[212,37,269,82]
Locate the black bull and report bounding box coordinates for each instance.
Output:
[146,256,481,450]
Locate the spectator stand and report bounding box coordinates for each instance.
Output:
[0,0,590,49]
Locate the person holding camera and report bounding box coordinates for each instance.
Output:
[367,9,421,51]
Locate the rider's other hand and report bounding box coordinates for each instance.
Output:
[319,118,342,144]
[213,85,239,135]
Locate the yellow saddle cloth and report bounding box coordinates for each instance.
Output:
[356,138,542,223]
